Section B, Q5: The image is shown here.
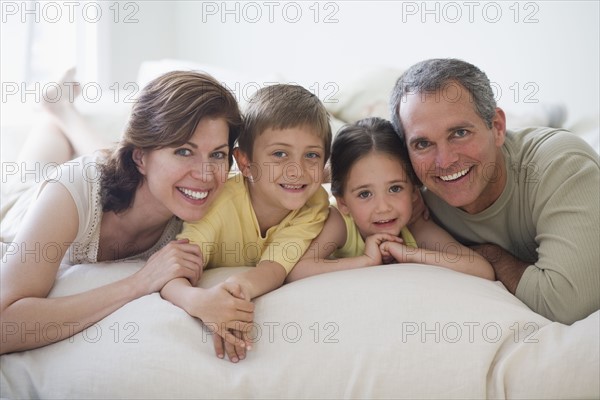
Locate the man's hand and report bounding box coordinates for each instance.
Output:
[472,244,530,293]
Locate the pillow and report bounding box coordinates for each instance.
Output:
[325,67,404,124]
[1,262,597,398]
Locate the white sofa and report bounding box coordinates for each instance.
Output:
[1,60,599,399]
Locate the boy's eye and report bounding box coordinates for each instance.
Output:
[175,148,192,156]
[389,185,402,193]
[273,151,287,158]
[357,190,372,199]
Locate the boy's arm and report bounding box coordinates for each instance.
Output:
[225,261,287,300]
[386,217,495,280]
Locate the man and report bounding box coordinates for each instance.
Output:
[390,58,599,324]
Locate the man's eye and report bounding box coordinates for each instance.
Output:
[455,129,468,138]
[389,185,402,193]
[175,148,192,156]
[358,191,371,199]
[414,141,430,150]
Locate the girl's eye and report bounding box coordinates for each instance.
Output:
[306,152,321,159]
[389,185,402,193]
[211,151,227,160]
[175,148,192,156]
[273,151,287,158]
[357,191,372,199]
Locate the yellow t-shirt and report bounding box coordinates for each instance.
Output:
[334,210,418,259]
[178,174,329,274]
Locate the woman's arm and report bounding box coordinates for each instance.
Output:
[0,183,203,354]
[381,217,495,280]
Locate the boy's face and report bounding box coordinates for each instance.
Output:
[237,126,326,219]
[337,152,416,240]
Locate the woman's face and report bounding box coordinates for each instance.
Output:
[136,117,231,222]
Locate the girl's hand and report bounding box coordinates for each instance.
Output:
[380,241,415,263]
[364,233,404,266]
[134,239,204,295]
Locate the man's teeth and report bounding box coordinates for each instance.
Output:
[440,168,470,182]
[179,188,208,200]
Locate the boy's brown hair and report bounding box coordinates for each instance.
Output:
[238,84,332,161]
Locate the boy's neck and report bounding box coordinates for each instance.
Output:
[246,180,292,237]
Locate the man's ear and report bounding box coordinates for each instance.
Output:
[233,148,252,178]
[132,148,146,175]
[335,195,351,215]
[492,107,507,147]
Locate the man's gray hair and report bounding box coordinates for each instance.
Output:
[390,58,497,141]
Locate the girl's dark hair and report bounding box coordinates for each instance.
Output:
[100,71,242,213]
[330,117,418,196]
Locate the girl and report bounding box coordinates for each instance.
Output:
[286,117,494,282]
[0,70,253,354]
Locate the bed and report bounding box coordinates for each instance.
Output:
[1,60,599,399]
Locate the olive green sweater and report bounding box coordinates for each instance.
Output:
[424,127,599,324]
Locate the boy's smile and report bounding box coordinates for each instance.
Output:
[235,126,326,228]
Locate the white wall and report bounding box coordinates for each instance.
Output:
[169,0,599,126]
[1,1,598,128]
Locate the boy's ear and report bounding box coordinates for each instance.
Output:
[335,195,350,215]
[233,148,252,178]
[132,148,147,175]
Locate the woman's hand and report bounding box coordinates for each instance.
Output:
[134,239,204,295]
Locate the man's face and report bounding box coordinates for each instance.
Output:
[398,82,507,214]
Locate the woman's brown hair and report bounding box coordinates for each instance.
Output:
[100,71,242,212]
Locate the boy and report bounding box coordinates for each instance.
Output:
[160,84,331,362]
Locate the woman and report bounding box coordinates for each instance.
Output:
[0,70,247,354]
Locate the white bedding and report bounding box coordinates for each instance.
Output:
[1,261,598,399]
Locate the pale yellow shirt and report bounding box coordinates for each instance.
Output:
[178,174,329,274]
[334,209,418,258]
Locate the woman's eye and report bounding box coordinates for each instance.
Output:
[358,191,371,199]
[175,148,192,156]
[273,151,287,158]
[306,152,321,159]
[389,185,402,193]
[211,151,227,160]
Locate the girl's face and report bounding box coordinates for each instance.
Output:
[337,152,417,239]
[135,117,231,222]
